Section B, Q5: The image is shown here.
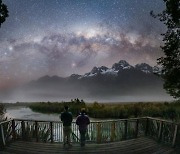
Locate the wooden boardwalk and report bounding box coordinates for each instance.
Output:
[1,137,177,154]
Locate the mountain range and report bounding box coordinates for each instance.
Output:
[1,60,173,102]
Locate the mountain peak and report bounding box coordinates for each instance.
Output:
[90,66,108,74]
[90,67,98,74]
[118,60,129,65]
[70,74,82,79]
[112,60,133,71]
[33,60,161,85]
[135,63,153,73]
[80,60,160,79]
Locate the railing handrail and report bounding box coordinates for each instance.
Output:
[146,117,180,125]
[13,117,179,125]
[0,119,13,125]
[0,119,14,147]
[13,117,148,123]
[0,117,179,147]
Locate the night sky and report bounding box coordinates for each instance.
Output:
[0,0,165,90]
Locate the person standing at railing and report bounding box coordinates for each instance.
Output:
[76,108,90,147]
[60,106,73,147]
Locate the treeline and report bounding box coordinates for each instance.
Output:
[29,99,180,121]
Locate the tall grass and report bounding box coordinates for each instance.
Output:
[29,99,180,121]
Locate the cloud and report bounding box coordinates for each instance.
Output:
[0,26,163,89]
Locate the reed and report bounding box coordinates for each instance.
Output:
[29,100,180,121]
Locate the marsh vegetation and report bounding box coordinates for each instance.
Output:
[29,99,180,121]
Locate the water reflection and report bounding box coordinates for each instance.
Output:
[6,107,65,121]
[5,107,98,121]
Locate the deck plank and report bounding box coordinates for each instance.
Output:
[1,137,176,154]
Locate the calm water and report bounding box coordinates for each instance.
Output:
[5,106,98,121]
[5,107,61,121]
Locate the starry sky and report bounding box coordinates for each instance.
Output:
[0,0,165,90]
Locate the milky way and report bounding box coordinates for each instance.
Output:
[0,0,165,90]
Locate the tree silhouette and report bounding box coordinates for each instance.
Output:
[151,0,180,99]
[0,0,9,27]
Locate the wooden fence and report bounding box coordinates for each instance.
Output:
[0,117,179,149]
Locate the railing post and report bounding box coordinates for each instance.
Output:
[111,122,116,142]
[172,124,178,147]
[124,120,128,140]
[0,124,5,146]
[145,118,149,136]
[21,121,25,140]
[35,121,39,142]
[50,122,53,143]
[12,120,16,140]
[96,122,102,143]
[135,119,139,138]
[158,121,163,142]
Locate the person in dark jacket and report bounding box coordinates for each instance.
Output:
[76,108,90,147]
[60,106,73,147]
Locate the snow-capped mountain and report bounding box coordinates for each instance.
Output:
[81,66,108,78]
[79,60,161,79]
[112,60,133,71]
[135,63,153,73]
[32,60,161,82]
[2,60,168,102]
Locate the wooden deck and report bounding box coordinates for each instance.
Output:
[1,137,177,154]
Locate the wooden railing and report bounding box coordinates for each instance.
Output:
[145,117,179,147]
[0,120,14,149]
[0,117,179,149]
[11,118,147,143]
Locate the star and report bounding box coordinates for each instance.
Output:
[0,0,165,90]
[8,46,13,51]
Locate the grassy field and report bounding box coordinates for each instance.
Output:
[28,99,180,122]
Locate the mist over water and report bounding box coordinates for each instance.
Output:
[1,91,173,103]
[0,77,173,103]
[0,61,174,103]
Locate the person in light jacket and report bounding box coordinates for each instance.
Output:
[76,108,90,147]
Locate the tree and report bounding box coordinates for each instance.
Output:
[0,0,9,27]
[151,0,180,99]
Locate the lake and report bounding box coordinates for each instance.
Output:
[5,106,99,121]
[5,106,61,121]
